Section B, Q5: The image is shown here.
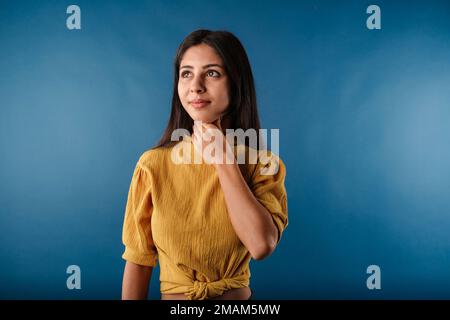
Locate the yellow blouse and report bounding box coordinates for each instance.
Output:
[121,135,288,300]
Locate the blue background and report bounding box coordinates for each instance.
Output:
[1,0,450,299]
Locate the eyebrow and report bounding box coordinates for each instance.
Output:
[180,64,224,70]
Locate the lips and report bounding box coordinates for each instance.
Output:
[190,99,210,108]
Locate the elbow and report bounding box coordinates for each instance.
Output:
[250,238,277,261]
[249,223,279,261]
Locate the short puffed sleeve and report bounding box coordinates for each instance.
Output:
[250,151,288,245]
[121,161,158,267]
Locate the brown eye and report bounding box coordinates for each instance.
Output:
[180,71,191,78]
[207,70,220,77]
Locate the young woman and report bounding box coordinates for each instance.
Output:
[121,29,288,300]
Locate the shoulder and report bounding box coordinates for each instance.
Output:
[136,146,172,172]
[233,144,285,185]
[256,151,285,178]
[239,144,285,177]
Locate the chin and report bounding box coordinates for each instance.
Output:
[190,114,218,123]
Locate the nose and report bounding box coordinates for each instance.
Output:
[190,75,206,93]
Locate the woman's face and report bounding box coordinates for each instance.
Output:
[178,43,230,123]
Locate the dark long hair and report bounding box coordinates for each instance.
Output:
[154,29,261,149]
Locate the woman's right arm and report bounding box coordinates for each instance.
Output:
[121,261,153,300]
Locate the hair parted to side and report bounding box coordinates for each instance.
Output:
[154,29,262,149]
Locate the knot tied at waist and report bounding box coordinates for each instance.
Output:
[158,252,251,300]
[185,273,249,300]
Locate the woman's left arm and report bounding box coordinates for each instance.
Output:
[214,161,279,260]
[193,120,278,260]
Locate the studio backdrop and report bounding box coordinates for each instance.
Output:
[1,0,450,299]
